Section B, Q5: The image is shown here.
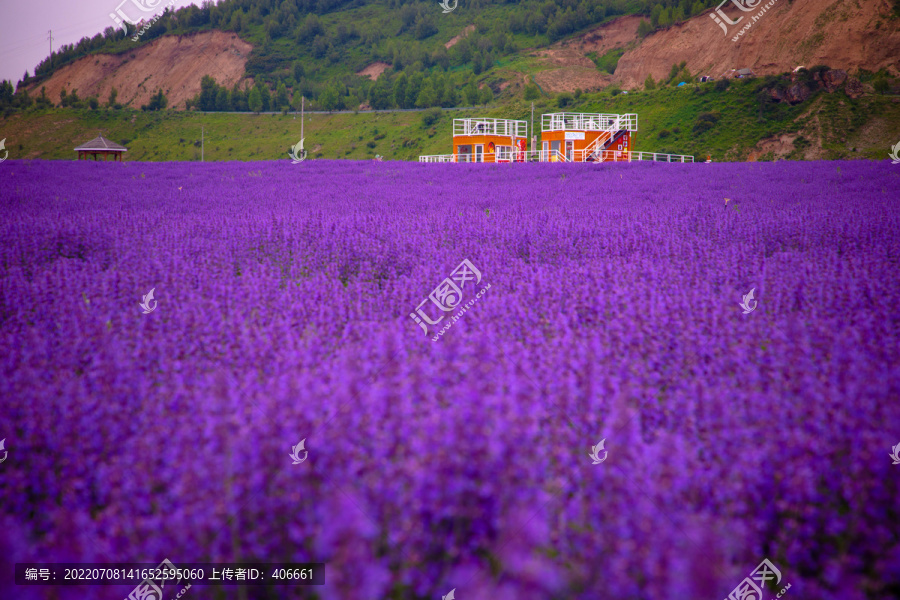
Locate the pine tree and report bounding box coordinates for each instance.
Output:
[248,87,262,113]
[275,82,290,110]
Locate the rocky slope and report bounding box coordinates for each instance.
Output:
[25,31,251,109]
[529,0,898,93]
[21,0,900,106]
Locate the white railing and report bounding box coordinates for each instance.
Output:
[418,154,459,162]
[516,149,569,162]
[576,130,618,162]
[630,151,694,163]
[418,150,692,163]
[418,149,568,163]
[575,148,628,162]
[542,113,638,132]
[453,118,528,137]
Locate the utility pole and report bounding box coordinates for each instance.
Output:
[300,96,304,145]
[531,102,535,153]
[47,30,54,56]
[201,126,204,162]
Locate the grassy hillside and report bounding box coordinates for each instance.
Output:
[13,0,727,113]
[3,77,899,162]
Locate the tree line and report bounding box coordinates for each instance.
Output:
[20,0,724,94]
[187,69,494,112]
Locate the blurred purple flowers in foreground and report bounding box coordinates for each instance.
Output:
[0,159,898,600]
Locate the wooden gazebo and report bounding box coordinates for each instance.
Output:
[74,134,128,161]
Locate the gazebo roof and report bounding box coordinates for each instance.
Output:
[74,134,128,152]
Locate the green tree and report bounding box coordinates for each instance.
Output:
[415,82,438,108]
[199,75,218,110]
[107,87,118,108]
[231,83,248,111]
[368,76,393,109]
[414,15,437,39]
[405,73,424,108]
[392,73,408,108]
[0,80,15,107]
[659,8,671,27]
[248,86,262,113]
[141,88,167,111]
[35,86,52,109]
[319,85,338,110]
[644,73,656,90]
[524,82,540,100]
[441,81,459,107]
[291,90,303,111]
[275,81,290,110]
[421,107,442,127]
[463,81,479,105]
[472,53,483,75]
[258,83,271,111]
[215,88,229,111]
[479,85,493,105]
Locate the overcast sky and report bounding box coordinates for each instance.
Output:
[0,0,203,86]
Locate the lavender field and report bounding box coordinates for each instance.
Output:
[1,159,899,600]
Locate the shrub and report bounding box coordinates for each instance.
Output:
[693,111,720,134]
[421,107,442,127]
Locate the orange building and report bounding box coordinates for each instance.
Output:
[540,113,637,162]
[419,112,693,164]
[449,118,528,163]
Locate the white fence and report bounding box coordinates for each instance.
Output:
[418,150,693,163]
[542,113,638,132]
[418,150,568,163]
[452,118,528,137]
